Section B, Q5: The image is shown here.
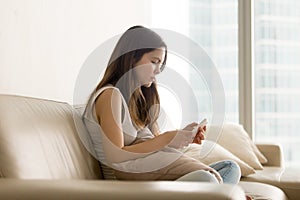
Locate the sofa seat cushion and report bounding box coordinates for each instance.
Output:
[0,179,247,200]
[239,181,288,200]
[241,167,300,200]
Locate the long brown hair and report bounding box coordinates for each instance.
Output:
[85,26,167,136]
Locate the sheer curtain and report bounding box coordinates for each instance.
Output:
[151,0,239,132]
[254,0,300,167]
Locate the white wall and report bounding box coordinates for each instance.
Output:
[0,0,151,104]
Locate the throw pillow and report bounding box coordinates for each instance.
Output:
[206,123,267,170]
[182,141,256,176]
[251,142,268,164]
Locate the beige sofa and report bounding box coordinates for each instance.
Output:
[241,144,300,200]
[0,94,298,200]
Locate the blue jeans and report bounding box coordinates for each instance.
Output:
[175,160,241,184]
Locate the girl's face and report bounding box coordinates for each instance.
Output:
[134,48,165,88]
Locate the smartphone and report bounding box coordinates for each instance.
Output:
[192,118,208,136]
[199,118,208,127]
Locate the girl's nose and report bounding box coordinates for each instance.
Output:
[154,65,161,75]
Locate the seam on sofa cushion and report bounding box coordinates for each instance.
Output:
[0,170,4,178]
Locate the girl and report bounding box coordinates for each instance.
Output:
[83,25,241,184]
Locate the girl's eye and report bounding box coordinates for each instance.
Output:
[152,60,160,64]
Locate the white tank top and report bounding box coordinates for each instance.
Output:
[83,85,183,179]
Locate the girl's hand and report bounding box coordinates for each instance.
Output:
[186,159,223,184]
[167,130,195,149]
[182,122,198,131]
[207,167,223,184]
[182,122,206,145]
[195,161,223,183]
[192,125,206,144]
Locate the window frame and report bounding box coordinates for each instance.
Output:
[238,0,255,139]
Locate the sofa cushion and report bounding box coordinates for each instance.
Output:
[0,94,102,179]
[241,167,300,200]
[0,179,247,200]
[239,181,288,200]
[207,123,267,169]
[182,141,255,176]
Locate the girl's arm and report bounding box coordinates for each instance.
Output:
[122,130,177,153]
[95,88,181,154]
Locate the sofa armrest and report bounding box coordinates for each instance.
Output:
[0,179,245,200]
[255,143,283,167]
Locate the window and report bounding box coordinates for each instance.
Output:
[254,0,300,167]
[151,0,239,129]
[151,0,300,167]
[188,0,239,123]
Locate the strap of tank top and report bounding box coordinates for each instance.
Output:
[85,85,132,126]
[93,85,130,112]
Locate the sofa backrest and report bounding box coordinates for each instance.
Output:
[0,94,102,179]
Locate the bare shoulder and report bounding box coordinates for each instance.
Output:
[96,88,121,103]
[95,88,122,121]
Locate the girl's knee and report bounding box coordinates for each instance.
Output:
[176,170,219,183]
[227,160,241,175]
[217,160,240,172]
[222,160,241,184]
